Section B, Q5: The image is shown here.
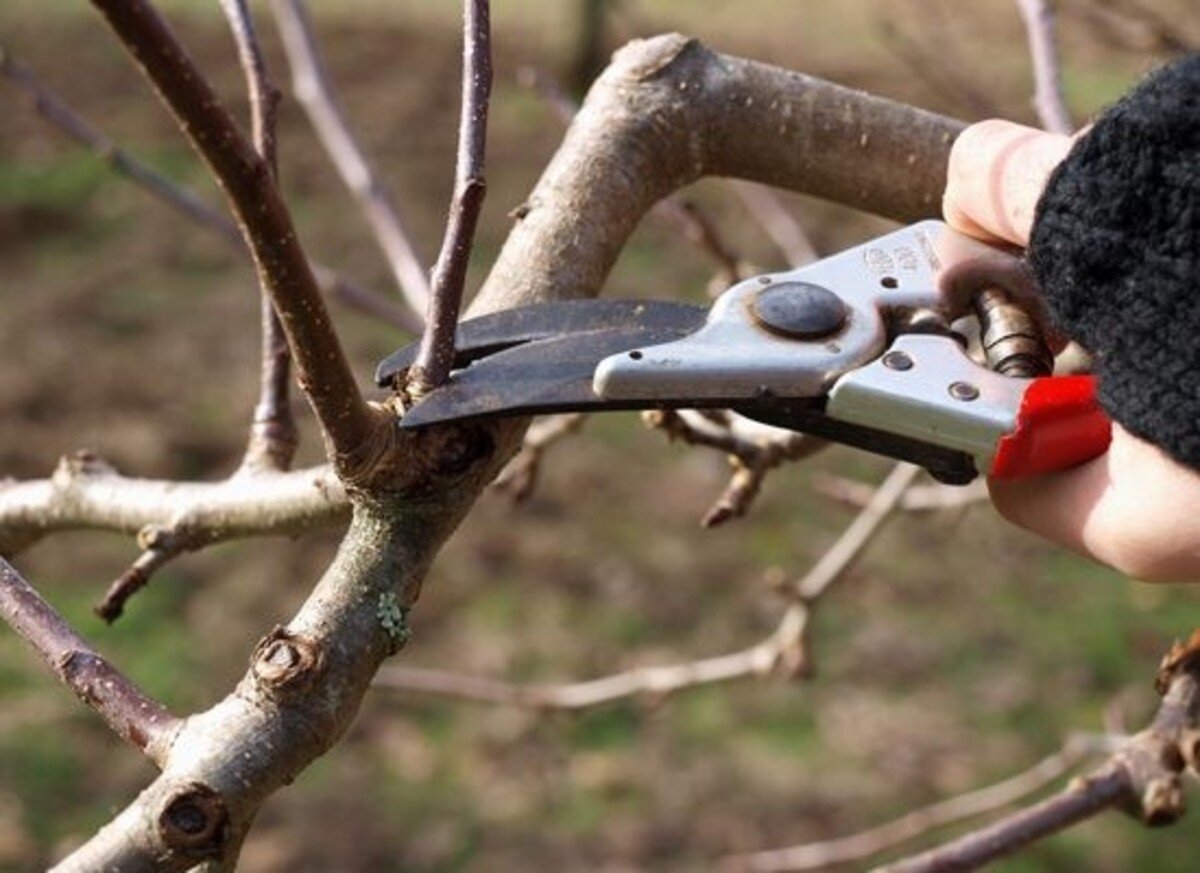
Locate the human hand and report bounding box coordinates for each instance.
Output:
[943,119,1074,247]
[945,120,1200,582]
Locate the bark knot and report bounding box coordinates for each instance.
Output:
[252,626,324,694]
[158,782,228,858]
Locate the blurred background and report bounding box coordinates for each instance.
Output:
[1,1,1198,869]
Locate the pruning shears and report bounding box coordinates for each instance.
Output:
[377,221,1111,485]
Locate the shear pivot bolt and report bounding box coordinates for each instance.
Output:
[751,282,847,340]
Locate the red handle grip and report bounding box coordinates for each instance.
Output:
[990,376,1111,479]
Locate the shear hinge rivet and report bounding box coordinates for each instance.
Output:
[882,351,913,371]
[949,381,980,401]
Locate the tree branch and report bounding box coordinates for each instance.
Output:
[0,558,178,764]
[477,34,962,315]
[879,632,1200,872]
[89,0,384,472]
[1014,0,1074,134]
[0,45,419,333]
[728,180,818,267]
[52,33,966,868]
[219,0,299,474]
[0,452,346,558]
[409,0,492,392]
[269,0,432,319]
[731,734,1117,872]
[376,462,918,708]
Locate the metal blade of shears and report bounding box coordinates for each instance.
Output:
[391,301,708,428]
[375,300,706,389]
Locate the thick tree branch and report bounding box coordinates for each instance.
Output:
[0,452,346,557]
[410,0,493,392]
[478,34,961,314]
[270,0,432,318]
[0,559,178,764]
[89,0,384,472]
[54,466,503,871]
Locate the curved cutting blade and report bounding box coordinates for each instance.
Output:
[398,319,706,428]
[375,300,706,388]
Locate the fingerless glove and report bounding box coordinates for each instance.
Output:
[1028,53,1199,468]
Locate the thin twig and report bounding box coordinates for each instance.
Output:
[220,0,299,474]
[410,0,492,393]
[813,474,989,512]
[653,197,747,288]
[376,462,915,708]
[0,46,420,333]
[1014,0,1074,134]
[94,524,212,623]
[0,558,178,764]
[731,734,1117,872]
[795,463,921,601]
[644,410,827,527]
[270,0,432,318]
[877,15,1001,118]
[728,181,818,268]
[492,413,588,502]
[879,631,1200,872]
[90,0,383,473]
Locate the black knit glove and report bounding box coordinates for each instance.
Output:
[1028,53,1199,469]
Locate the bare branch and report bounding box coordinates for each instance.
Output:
[270,0,432,317]
[410,0,493,392]
[795,463,921,601]
[519,64,802,278]
[1014,0,1075,133]
[877,17,1001,119]
[378,461,917,709]
[0,46,238,246]
[52,35,965,868]
[375,638,793,710]
[95,525,203,623]
[492,413,587,502]
[731,734,1117,872]
[89,0,384,472]
[219,0,299,475]
[813,473,989,512]
[644,410,826,527]
[654,197,748,287]
[0,452,347,558]
[880,632,1200,872]
[728,181,818,267]
[0,558,178,764]
[477,35,962,317]
[1,45,418,333]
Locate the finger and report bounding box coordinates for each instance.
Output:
[944,120,1074,247]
